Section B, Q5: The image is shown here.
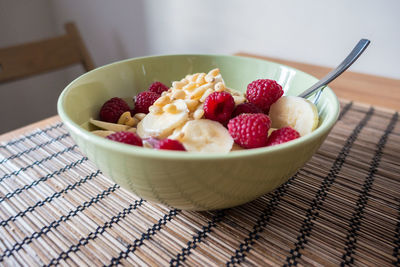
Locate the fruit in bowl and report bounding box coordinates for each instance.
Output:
[57,54,339,210]
[87,68,320,152]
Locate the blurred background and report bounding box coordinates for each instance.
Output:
[0,0,399,134]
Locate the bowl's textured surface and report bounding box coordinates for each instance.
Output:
[58,54,339,210]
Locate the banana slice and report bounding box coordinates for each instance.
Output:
[89,118,133,132]
[91,130,115,137]
[226,87,246,105]
[225,87,244,97]
[172,119,233,153]
[269,96,319,136]
[268,128,277,137]
[137,99,189,139]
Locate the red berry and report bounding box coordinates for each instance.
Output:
[204,91,235,124]
[99,97,130,123]
[266,127,300,146]
[134,91,160,114]
[106,131,143,146]
[148,81,169,94]
[227,113,271,149]
[155,139,186,151]
[232,102,263,118]
[246,79,283,113]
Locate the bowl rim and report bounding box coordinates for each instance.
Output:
[57,53,340,160]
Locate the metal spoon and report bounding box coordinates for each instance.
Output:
[298,39,370,102]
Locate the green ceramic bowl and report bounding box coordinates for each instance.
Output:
[57,54,339,210]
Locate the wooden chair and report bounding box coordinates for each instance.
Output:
[0,22,94,83]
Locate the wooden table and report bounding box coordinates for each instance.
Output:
[1,54,399,141]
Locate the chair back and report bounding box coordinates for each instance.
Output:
[0,22,94,83]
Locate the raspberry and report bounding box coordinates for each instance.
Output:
[246,79,283,113]
[266,127,300,146]
[134,91,160,114]
[99,97,130,123]
[155,139,186,151]
[148,81,169,94]
[232,102,263,118]
[204,91,235,124]
[106,131,143,146]
[227,113,271,149]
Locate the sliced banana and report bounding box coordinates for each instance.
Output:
[137,99,189,139]
[89,118,133,132]
[225,87,246,105]
[126,128,137,133]
[91,130,115,138]
[268,128,277,137]
[269,96,319,136]
[168,125,185,140]
[171,119,233,153]
[225,87,243,97]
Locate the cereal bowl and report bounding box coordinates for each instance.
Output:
[57,54,339,210]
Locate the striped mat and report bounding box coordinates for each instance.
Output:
[0,101,399,266]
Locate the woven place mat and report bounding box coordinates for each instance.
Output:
[0,101,399,267]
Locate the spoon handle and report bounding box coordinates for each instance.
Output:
[298,39,370,99]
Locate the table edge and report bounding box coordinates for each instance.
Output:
[0,115,60,142]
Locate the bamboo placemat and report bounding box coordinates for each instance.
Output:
[0,101,399,266]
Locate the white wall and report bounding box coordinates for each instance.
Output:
[1,0,399,134]
[51,0,400,79]
[0,0,72,134]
